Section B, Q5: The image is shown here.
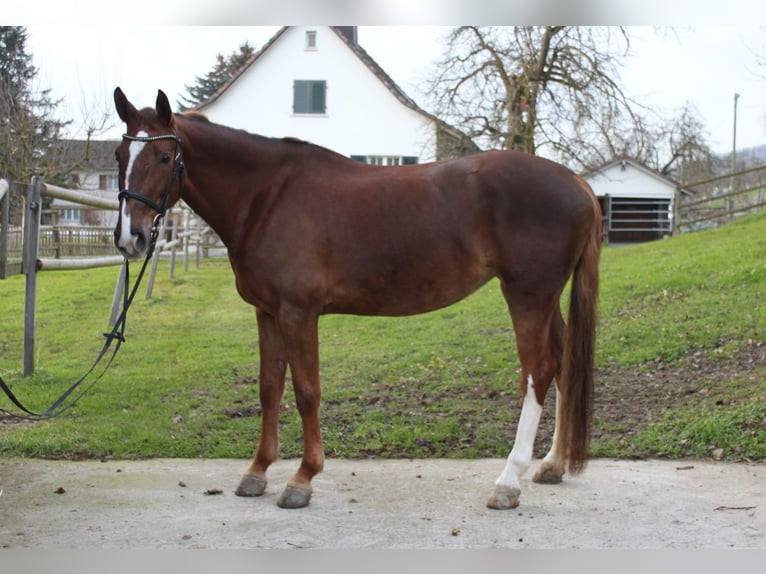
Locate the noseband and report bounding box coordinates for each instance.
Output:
[118,133,185,243]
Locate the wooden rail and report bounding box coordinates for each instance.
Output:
[2,176,220,376]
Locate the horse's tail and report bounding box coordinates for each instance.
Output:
[559,186,601,474]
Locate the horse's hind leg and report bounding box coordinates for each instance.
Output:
[487,291,559,510]
[236,309,287,497]
[532,308,567,484]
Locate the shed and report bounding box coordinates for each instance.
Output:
[583,157,680,244]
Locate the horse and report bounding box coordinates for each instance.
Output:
[112,88,601,510]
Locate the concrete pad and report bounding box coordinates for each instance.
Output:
[1,457,764,549]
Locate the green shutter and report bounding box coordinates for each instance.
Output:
[350,155,367,163]
[311,81,326,113]
[402,156,419,165]
[293,80,309,113]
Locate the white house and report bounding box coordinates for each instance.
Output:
[50,139,119,227]
[583,157,682,243]
[194,26,474,165]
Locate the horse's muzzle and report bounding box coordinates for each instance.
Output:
[114,227,148,259]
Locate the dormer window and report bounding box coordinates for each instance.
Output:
[306,31,317,50]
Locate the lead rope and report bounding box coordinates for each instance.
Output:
[0,132,182,421]
[0,243,156,421]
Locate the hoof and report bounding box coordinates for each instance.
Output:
[486,485,520,510]
[277,485,312,509]
[235,474,267,497]
[532,462,564,484]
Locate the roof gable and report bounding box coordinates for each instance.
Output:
[195,26,434,123]
[51,139,118,172]
[582,156,679,188]
[583,156,680,199]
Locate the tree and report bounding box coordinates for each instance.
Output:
[426,26,715,174]
[0,26,70,184]
[653,103,721,179]
[177,42,256,111]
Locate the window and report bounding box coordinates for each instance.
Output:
[306,31,317,50]
[293,80,326,114]
[60,208,81,223]
[99,174,119,191]
[350,155,419,166]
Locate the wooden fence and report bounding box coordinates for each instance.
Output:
[676,164,766,233]
[0,177,223,376]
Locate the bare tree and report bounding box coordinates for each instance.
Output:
[426,26,648,170]
[425,25,730,178]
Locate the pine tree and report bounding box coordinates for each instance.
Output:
[0,26,69,183]
[177,42,255,111]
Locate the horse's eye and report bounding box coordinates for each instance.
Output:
[160,153,171,165]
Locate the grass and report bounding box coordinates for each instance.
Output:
[1,211,765,462]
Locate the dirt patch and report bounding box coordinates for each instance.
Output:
[567,342,766,457]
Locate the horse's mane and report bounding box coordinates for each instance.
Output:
[178,110,210,122]
[281,136,311,145]
[174,111,347,162]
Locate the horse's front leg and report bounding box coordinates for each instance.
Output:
[236,309,287,497]
[276,307,324,509]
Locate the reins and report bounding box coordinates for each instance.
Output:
[0,132,183,421]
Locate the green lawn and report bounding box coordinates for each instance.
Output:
[1,212,764,461]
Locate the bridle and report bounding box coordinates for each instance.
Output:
[119,132,185,251]
[0,132,186,420]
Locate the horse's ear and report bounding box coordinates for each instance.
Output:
[156,90,174,128]
[114,87,137,124]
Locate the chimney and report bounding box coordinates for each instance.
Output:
[336,26,358,45]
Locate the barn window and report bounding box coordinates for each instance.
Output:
[293,80,326,114]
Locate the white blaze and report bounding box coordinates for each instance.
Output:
[118,200,134,247]
[118,131,149,249]
[125,130,149,191]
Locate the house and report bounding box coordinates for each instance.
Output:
[194,26,475,164]
[53,26,474,227]
[583,157,683,244]
[49,139,119,227]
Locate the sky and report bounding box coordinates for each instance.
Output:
[21,25,766,157]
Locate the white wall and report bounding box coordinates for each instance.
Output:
[199,27,437,162]
[586,161,676,200]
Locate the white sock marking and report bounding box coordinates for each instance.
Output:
[495,375,543,491]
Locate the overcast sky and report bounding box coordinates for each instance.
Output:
[23,25,766,156]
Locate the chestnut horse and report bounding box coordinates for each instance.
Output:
[112,88,600,510]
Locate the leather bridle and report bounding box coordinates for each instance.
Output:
[118,132,185,251]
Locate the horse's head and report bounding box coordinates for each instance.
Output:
[113,87,184,259]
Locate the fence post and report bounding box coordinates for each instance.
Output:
[0,178,9,280]
[22,176,44,377]
[182,207,190,273]
[145,215,168,300]
[169,209,179,279]
[109,263,127,327]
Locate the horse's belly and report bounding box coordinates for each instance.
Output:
[323,262,494,317]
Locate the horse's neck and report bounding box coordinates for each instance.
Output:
[177,123,284,249]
